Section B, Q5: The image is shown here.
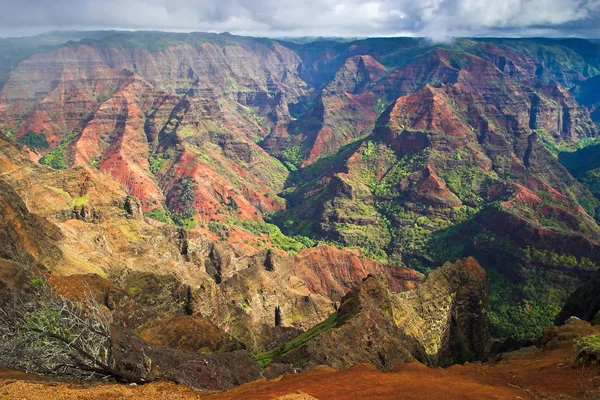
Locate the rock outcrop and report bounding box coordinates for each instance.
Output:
[273,257,490,370]
[108,325,261,390]
[0,178,64,267]
[0,135,423,355]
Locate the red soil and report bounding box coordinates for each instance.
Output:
[206,339,599,400]
[2,322,598,400]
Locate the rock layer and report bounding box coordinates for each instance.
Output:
[275,257,490,370]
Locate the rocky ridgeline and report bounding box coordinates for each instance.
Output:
[268,257,490,370]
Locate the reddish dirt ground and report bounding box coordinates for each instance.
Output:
[1,324,599,400]
[205,345,599,400]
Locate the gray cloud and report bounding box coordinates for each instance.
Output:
[0,0,599,40]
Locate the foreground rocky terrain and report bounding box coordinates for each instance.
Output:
[0,319,598,399]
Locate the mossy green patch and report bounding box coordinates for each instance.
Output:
[71,193,89,208]
[40,131,79,170]
[574,334,600,364]
[231,219,304,254]
[208,221,230,240]
[144,208,174,224]
[253,311,338,367]
[148,154,167,174]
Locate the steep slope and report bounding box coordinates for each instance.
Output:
[4,295,598,399]
[557,267,600,324]
[209,320,600,400]
[256,258,490,370]
[0,134,424,354]
[0,262,263,391]
[275,46,600,340]
[0,32,309,222]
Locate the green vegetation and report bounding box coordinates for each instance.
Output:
[144,208,174,224]
[270,128,595,341]
[575,137,600,150]
[280,143,305,171]
[16,131,49,150]
[426,220,592,340]
[441,164,494,207]
[369,149,429,197]
[172,213,196,229]
[144,207,198,229]
[254,311,338,367]
[292,235,316,248]
[574,334,600,364]
[226,75,237,91]
[40,131,79,170]
[237,103,267,133]
[71,193,89,208]
[29,278,43,289]
[448,52,471,70]
[177,176,196,218]
[593,311,600,326]
[231,219,305,253]
[559,143,600,207]
[487,269,568,340]
[4,34,600,348]
[539,128,600,157]
[208,221,230,241]
[148,154,167,174]
[144,177,198,229]
[40,147,67,169]
[374,97,388,114]
[141,179,197,229]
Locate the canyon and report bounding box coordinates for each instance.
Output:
[1,31,600,397]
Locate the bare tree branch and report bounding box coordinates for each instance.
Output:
[0,271,142,383]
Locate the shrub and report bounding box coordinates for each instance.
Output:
[0,275,118,381]
[148,155,167,174]
[592,311,600,326]
[292,235,316,248]
[574,335,600,364]
[177,177,196,217]
[29,278,43,289]
[208,221,229,240]
[231,219,304,253]
[71,194,89,208]
[16,131,49,150]
[144,208,173,224]
[281,144,304,170]
[172,213,196,229]
[40,147,67,169]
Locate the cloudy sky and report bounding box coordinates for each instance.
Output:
[1,0,599,41]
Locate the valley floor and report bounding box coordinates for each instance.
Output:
[1,323,599,400]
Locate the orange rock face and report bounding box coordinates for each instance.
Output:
[292,244,421,301]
